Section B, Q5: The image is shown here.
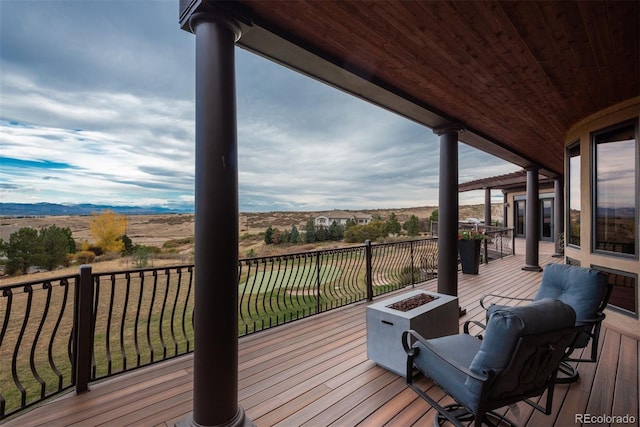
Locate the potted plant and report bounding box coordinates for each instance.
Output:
[553,231,565,257]
[458,229,486,274]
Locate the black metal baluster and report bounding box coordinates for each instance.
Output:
[90,274,99,380]
[0,288,13,419]
[248,259,263,333]
[170,268,181,355]
[322,250,339,306]
[134,271,144,367]
[147,271,158,363]
[104,274,115,376]
[48,279,70,390]
[370,244,384,295]
[339,250,353,304]
[288,255,303,315]
[30,282,52,398]
[316,251,323,313]
[181,267,193,351]
[365,240,373,301]
[12,285,33,407]
[159,271,170,359]
[273,256,288,325]
[410,240,416,285]
[261,258,275,329]
[341,249,358,300]
[238,260,249,336]
[119,273,131,371]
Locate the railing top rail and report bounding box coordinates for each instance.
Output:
[91,264,195,278]
[371,237,437,250]
[0,273,78,291]
[239,244,366,263]
[480,226,514,233]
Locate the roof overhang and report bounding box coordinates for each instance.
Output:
[180,1,639,180]
[458,170,554,193]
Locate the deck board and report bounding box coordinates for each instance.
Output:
[4,241,638,427]
[612,334,639,422]
[585,328,619,418]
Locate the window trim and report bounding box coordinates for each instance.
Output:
[566,140,581,249]
[591,264,638,319]
[590,119,639,259]
[565,256,581,267]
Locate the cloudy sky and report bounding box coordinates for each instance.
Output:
[0,0,519,213]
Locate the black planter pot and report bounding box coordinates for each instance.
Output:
[458,239,481,274]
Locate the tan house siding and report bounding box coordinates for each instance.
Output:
[565,97,640,338]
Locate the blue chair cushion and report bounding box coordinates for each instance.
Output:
[412,333,483,410]
[534,264,608,324]
[467,299,576,393]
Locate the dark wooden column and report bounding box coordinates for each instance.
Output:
[553,177,564,257]
[181,11,252,427]
[436,126,460,297]
[523,167,542,271]
[484,187,491,227]
[502,192,508,227]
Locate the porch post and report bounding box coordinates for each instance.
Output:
[484,187,491,227]
[523,167,542,271]
[553,178,564,257]
[502,192,508,227]
[435,126,460,297]
[181,11,251,427]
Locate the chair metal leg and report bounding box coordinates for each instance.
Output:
[433,404,474,427]
[433,404,517,427]
[556,360,580,384]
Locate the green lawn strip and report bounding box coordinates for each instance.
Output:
[240,264,341,295]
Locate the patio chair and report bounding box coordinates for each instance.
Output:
[478,263,611,383]
[403,299,583,427]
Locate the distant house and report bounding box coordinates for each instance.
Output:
[314,210,373,227]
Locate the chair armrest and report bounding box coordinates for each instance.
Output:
[402,330,488,382]
[479,293,534,309]
[464,320,486,336]
[577,312,606,325]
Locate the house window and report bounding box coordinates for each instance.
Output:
[541,198,553,241]
[566,257,581,267]
[514,200,525,237]
[592,121,638,257]
[592,265,638,318]
[567,143,580,247]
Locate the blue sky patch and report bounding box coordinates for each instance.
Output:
[0,156,72,170]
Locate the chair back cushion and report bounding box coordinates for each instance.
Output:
[534,264,608,324]
[468,298,576,382]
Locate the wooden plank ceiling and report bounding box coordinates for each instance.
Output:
[181,0,639,177]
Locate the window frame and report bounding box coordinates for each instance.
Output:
[590,119,639,259]
[591,264,638,319]
[566,140,581,249]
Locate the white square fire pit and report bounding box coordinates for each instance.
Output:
[366,289,459,376]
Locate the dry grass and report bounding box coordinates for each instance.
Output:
[0,204,503,285]
[0,267,195,417]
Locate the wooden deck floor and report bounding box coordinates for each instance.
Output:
[5,243,639,426]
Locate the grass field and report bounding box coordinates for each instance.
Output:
[239,264,341,295]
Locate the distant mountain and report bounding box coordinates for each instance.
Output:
[596,206,635,219]
[0,202,194,217]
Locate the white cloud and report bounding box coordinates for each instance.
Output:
[0,0,520,212]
